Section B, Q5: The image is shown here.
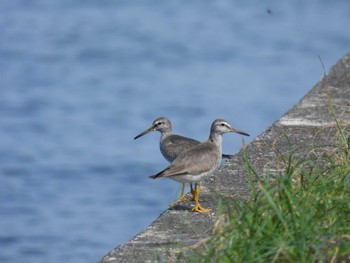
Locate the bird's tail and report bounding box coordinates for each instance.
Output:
[149,168,167,179]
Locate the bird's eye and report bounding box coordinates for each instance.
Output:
[157,122,162,126]
[220,123,225,126]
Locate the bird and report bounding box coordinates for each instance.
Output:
[149,119,250,213]
[134,117,234,204]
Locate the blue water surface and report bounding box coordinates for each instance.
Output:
[0,1,349,262]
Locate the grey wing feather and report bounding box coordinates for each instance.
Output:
[161,135,200,161]
[160,142,219,178]
[150,163,187,179]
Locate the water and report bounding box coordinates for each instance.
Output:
[0,1,349,262]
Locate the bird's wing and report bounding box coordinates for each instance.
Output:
[162,135,200,158]
[150,163,187,179]
[159,142,219,178]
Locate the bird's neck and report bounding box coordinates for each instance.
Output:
[209,133,222,147]
[209,133,223,160]
[160,130,172,141]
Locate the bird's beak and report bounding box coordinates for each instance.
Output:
[230,128,250,137]
[134,125,156,140]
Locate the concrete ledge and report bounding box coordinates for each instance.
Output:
[99,53,350,263]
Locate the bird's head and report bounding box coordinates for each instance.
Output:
[134,117,172,140]
[211,119,250,136]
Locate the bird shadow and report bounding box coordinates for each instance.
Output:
[168,201,191,211]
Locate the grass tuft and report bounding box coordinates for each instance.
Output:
[190,107,350,263]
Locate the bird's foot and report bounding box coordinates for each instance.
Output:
[169,195,188,207]
[192,204,211,213]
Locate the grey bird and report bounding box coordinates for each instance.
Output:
[134,117,234,203]
[149,119,249,212]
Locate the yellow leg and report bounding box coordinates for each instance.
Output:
[190,183,196,200]
[169,182,188,206]
[191,183,211,213]
[179,182,187,201]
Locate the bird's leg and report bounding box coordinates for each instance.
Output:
[169,182,188,207]
[191,183,211,213]
[179,182,187,201]
[190,183,196,200]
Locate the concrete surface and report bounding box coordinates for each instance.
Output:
[99,53,350,263]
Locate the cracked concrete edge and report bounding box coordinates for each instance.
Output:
[99,52,350,263]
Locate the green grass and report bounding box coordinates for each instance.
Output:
[190,110,350,262]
